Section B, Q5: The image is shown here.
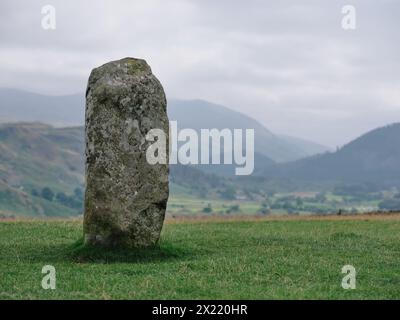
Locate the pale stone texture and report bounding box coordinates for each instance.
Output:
[84,57,169,247]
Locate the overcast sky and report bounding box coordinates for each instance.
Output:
[0,0,399,147]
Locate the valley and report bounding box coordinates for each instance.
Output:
[0,89,399,218]
[1,121,399,218]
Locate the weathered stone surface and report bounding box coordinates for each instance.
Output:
[84,57,169,247]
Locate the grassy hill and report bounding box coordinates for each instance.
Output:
[0,122,264,217]
[265,123,400,188]
[0,123,85,217]
[0,180,77,217]
[0,122,84,192]
[1,215,399,299]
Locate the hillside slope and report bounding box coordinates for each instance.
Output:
[0,122,84,193]
[278,134,331,158]
[0,123,85,216]
[168,99,328,162]
[264,123,400,187]
[0,123,241,216]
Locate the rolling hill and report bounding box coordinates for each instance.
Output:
[264,123,400,188]
[0,123,85,217]
[0,123,241,216]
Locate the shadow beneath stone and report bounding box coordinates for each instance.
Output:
[63,237,194,264]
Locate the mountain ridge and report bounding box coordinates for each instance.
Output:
[0,88,329,163]
[263,123,400,188]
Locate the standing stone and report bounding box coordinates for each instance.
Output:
[84,57,169,247]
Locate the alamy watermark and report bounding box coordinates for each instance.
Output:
[145,121,255,176]
[341,265,356,289]
[41,5,56,30]
[341,5,356,30]
[40,4,357,32]
[41,265,56,290]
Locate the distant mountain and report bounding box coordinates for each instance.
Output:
[0,88,85,126]
[168,99,329,163]
[0,88,329,163]
[264,123,400,188]
[277,134,332,158]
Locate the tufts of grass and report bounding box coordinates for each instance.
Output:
[65,237,192,264]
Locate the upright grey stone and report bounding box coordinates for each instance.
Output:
[84,57,169,247]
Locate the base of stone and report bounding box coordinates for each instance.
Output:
[84,233,159,248]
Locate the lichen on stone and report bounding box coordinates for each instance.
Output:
[84,57,169,248]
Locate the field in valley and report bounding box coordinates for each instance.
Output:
[0,214,399,300]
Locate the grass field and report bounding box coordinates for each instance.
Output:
[0,215,399,299]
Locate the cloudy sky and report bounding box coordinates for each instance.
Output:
[0,0,399,147]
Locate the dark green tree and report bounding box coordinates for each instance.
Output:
[41,187,54,202]
[56,192,68,205]
[74,187,84,201]
[202,204,212,213]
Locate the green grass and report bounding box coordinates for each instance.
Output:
[0,188,78,218]
[0,218,399,299]
[167,195,262,215]
[166,191,387,217]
